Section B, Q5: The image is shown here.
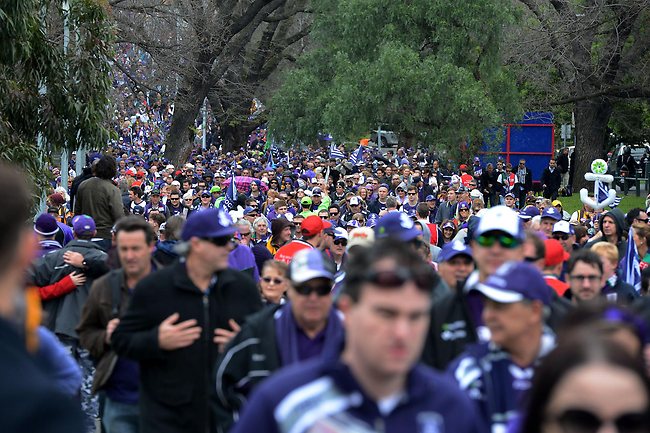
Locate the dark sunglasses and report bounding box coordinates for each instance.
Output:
[553,234,570,241]
[329,212,339,216]
[294,283,332,297]
[476,234,520,249]
[552,408,650,433]
[261,277,283,285]
[636,218,649,224]
[333,239,348,246]
[361,268,434,291]
[240,232,251,237]
[407,192,417,195]
[202,236,233,247]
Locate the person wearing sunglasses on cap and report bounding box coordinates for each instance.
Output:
[232,240,480,433]
[422,206,525,370]
[216,249,343,432]
[448,261,555,433]
[111,208,262,433]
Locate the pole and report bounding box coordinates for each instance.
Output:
[202,98,207,151]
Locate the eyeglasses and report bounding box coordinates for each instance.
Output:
[261,277,284,285]
[240,232,251,237]
[553,234,570,241]
[293,283,332,297]
[459,208,470,212]
[635,218,649,224]
[550,408,650,433]
[247,214,259,218]
[569,274,602,282]
[407,192,417,195]
[360,268,434,291]
[202,236,234,247]
[170,198,179,201]
[476,234,520,249]
[320,215,329,219]
[329,212,339,216]
[333,239,348,246]
[354,218,365,223]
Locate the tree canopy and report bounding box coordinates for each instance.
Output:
[0,0,114,192]
[268,0,521,153]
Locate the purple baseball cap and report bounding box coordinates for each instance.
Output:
[375,212,421,242]
[471,261,551,306]
[541,206,562,221]
[72,215,96,236]
[181,208,235,241]
[438,240,473,262]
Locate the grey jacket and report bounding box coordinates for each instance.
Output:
[29,239,109,339]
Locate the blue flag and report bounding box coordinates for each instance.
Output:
[349,145,364,166]
[266,151,275,171]
[596,180,621,208]
[220,173,238,212]
[620,225,641,293]
[329,143,345,159]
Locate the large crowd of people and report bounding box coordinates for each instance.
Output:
[5,45,650,433]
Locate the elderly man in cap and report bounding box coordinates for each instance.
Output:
[111,208,262,433]
[540,206,562,238]
[215,249,344,431]
[274,215,331,264]
[232,240,480,433]
[447,261,555,433]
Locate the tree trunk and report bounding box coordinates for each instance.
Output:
[164,83,209,166]
[220,123,259,153]
[572,99,613,191]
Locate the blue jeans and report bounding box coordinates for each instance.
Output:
[103,397,139,433]
[59,336,99,433]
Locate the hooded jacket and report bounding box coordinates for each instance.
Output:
[585,208,628,260]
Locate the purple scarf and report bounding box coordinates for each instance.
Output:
[274,303,344,366]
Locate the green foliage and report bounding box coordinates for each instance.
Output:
[0,0,114,195]
[268,0,521,158]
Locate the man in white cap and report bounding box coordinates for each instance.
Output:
[422,206,525,370]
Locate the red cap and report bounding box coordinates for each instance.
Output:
[544,239,569,267]
[301,215,332,237]
[459,164,468,171]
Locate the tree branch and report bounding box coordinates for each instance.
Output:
[113,61,163,96]
[550,85,650,105]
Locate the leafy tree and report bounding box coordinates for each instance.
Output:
[505,0,650,189]
[268,0,521,158]
[0,0,114,196]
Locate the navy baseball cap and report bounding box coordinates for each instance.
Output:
[425,195,435,201]
[541,206,562,221]
[438,240,473,262]
[289,249,336,285]
[471,261,551,306]
[375,212,421,242]
[458,201,470,210]
[182,208,235,241]
[519,206,540,220]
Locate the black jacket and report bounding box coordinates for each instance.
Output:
[0,317,84,433]
[111,260,263,433]
[214,305,282,432]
